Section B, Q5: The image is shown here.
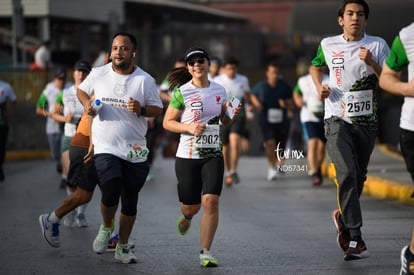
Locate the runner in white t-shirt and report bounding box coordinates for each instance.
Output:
[310,0,389,261]
[77,32,163,264]
[163,47,240,268]
[213,56,251,186]
[379,22,414,275]
[293,66,329,186]
[36,69,73,181]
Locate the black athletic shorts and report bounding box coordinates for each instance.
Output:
[220,116,247,145]
[304,121,327,142]
[260,122,289,145]
[67,145,99,192]
[94,153,149,192]
[175,157,224,205]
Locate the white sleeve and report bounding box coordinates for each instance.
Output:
[144,78,163,108]
[78,73,95,97]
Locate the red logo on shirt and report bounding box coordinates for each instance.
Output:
[216,96,221,103]
[332,51,345,87]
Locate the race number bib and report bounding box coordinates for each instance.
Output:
[344,90,373,117]
[195,125,220,148]
[267,108,283,123]
[125,140,149,161]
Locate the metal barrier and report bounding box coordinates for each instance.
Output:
[0,69,52,103]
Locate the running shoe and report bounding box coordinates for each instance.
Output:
[39,213,60,248]
[311,169,323,186]
[400,245,414,275]
[107,233,136,252]
[63,211,76,227]
[115,243,137,264]
[93,224,114,254]
[107,233,119,251]
[176,215,191,235]
[267,168,277,181]
[75,213,88,227]
[225,175,233,186]
[344,239,369,261]
[332,209,350,252]
[200,249,218,267]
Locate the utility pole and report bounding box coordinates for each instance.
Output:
[12,0,24,67]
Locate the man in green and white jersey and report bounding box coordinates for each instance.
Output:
[310,0,389,261]
[380,22,414,275]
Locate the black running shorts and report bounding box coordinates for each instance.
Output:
[94,153,149,191]
[220,116,247,145]
[175,157,224,205]
[67,145,99,192]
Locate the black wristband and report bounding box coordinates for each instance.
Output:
[140,107,147,116]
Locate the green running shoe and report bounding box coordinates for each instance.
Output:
[200,249,218,267]
[93,223,114,254]
[176,215,191,235]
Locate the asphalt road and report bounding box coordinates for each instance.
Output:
[0,155,411,275]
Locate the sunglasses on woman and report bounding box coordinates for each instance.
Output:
[187,58,206,66]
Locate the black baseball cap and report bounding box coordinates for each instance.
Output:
[184,47,210,62]
[53,68,66,78]
[74,60,91,72]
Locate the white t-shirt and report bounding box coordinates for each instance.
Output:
[385,23,414,131]
[213,73,250,100]
[40,81,72,134]
[169,80,228,159]
[61,85,84,137]
[79,63,163,162]
[295,74,329,122]
[312,34,389,125]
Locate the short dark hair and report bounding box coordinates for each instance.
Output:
[266,61,279,69]
[338,0,369,19]
[223,56,239,67]
[112,32,137,50]
[210,57,222,66]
